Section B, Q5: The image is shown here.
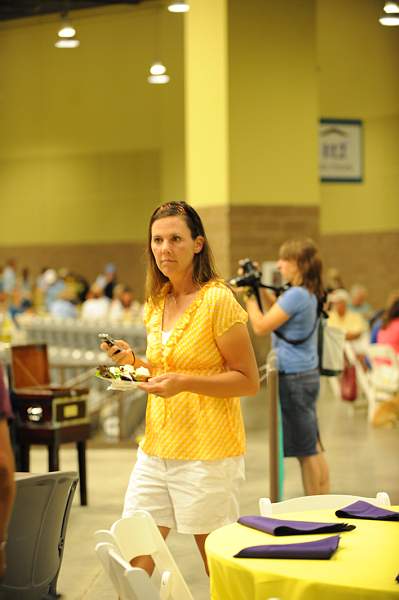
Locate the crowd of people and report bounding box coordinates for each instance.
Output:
[0,260,144,335]
[323,277,399,359]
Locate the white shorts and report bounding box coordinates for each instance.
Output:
[122,448,245,534]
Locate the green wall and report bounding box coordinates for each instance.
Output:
[317,0,399,234]
[0,6,184,245]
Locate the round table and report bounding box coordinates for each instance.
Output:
[205,507,399,600]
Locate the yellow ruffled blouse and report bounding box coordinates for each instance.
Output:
[141,280,248,461]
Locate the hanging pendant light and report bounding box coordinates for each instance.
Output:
[150,62,167,76]
[383,1,399,13]
[55,14,80,48]
[148,8,170,84]
[379,12,399,24]
[55,38,80,48]
[148,61,169,83]
[57,22,76,38]
[148,68,170,84]
[167,1,190,13]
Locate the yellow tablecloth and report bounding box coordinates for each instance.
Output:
[205,507,399,600]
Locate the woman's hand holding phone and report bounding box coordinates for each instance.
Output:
[98,334,135,366]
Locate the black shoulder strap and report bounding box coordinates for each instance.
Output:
[274,294,327,346]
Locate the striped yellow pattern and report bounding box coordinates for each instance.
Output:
[141,280,248,460]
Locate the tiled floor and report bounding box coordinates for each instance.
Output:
[28,381,399,599]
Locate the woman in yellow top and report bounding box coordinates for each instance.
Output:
[101,201,259,575]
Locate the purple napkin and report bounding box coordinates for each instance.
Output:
[238,515,355,536]
[335,500,399,521]
[234,535,340,560]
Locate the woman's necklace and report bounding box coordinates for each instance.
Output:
[167,293,178,308]
[167,285,200,311]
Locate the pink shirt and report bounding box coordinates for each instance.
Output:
[377,318,399,354]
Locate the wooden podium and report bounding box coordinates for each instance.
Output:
[10,344,90,505]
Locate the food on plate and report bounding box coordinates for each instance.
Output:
[96,364,150,383]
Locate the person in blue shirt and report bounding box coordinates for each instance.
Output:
[240,238,330,496]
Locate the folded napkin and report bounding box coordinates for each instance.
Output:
[335,500,399,521]
[238,515,355,536]
[234,534,340,560]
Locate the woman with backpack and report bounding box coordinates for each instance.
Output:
[238,238,330,495]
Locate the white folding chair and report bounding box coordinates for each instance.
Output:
[343,341,375,419]
[367,344,399,397]
[259,491,391,516]
[95,541,161,600]
[94,510,193,600]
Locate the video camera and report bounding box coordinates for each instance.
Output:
[229,258,289,313]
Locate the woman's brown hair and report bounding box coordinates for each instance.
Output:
[145,201,219,301]
[279,238,324,299]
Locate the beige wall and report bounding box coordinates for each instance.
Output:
[321,231,399,308]
[0,1,398,307]
[0,6,184,249]
[317,0,399,306]
[317,0,399,234]
[228,0,319,207]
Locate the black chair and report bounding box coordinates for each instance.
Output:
[0,471,78,600]
[9,344,90,505]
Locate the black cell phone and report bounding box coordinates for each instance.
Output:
[98,333,121,353]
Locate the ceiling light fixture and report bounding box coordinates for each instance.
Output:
[150,62,167,76]
[57,22,76,38]
[379,11,399,24]
[148,8,170,84]
[167,1,190,13]
[55,38,80,48]
[148,64,170,85]
[55,13,80,48]
[148,74,170,84]
[383,1,399,13]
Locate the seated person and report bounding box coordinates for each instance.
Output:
[328,288,369,355]
[80,283,110,321]
[108,285,143,323]
[348,284,373,321]
[324,267,345,293]
[49,289,78,319]
[8,288,33,323]
[377,297,399,354]
[95,263,117,300]
[370,290,399,344]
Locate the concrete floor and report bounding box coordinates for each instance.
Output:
[28,381,399,600]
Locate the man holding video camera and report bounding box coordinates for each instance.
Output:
[232,238,330,496]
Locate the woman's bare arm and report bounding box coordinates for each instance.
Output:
[245,295,290,336]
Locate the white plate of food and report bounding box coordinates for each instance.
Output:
[95,364,150,391]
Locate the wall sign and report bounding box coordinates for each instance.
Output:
[319,118,363,183]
